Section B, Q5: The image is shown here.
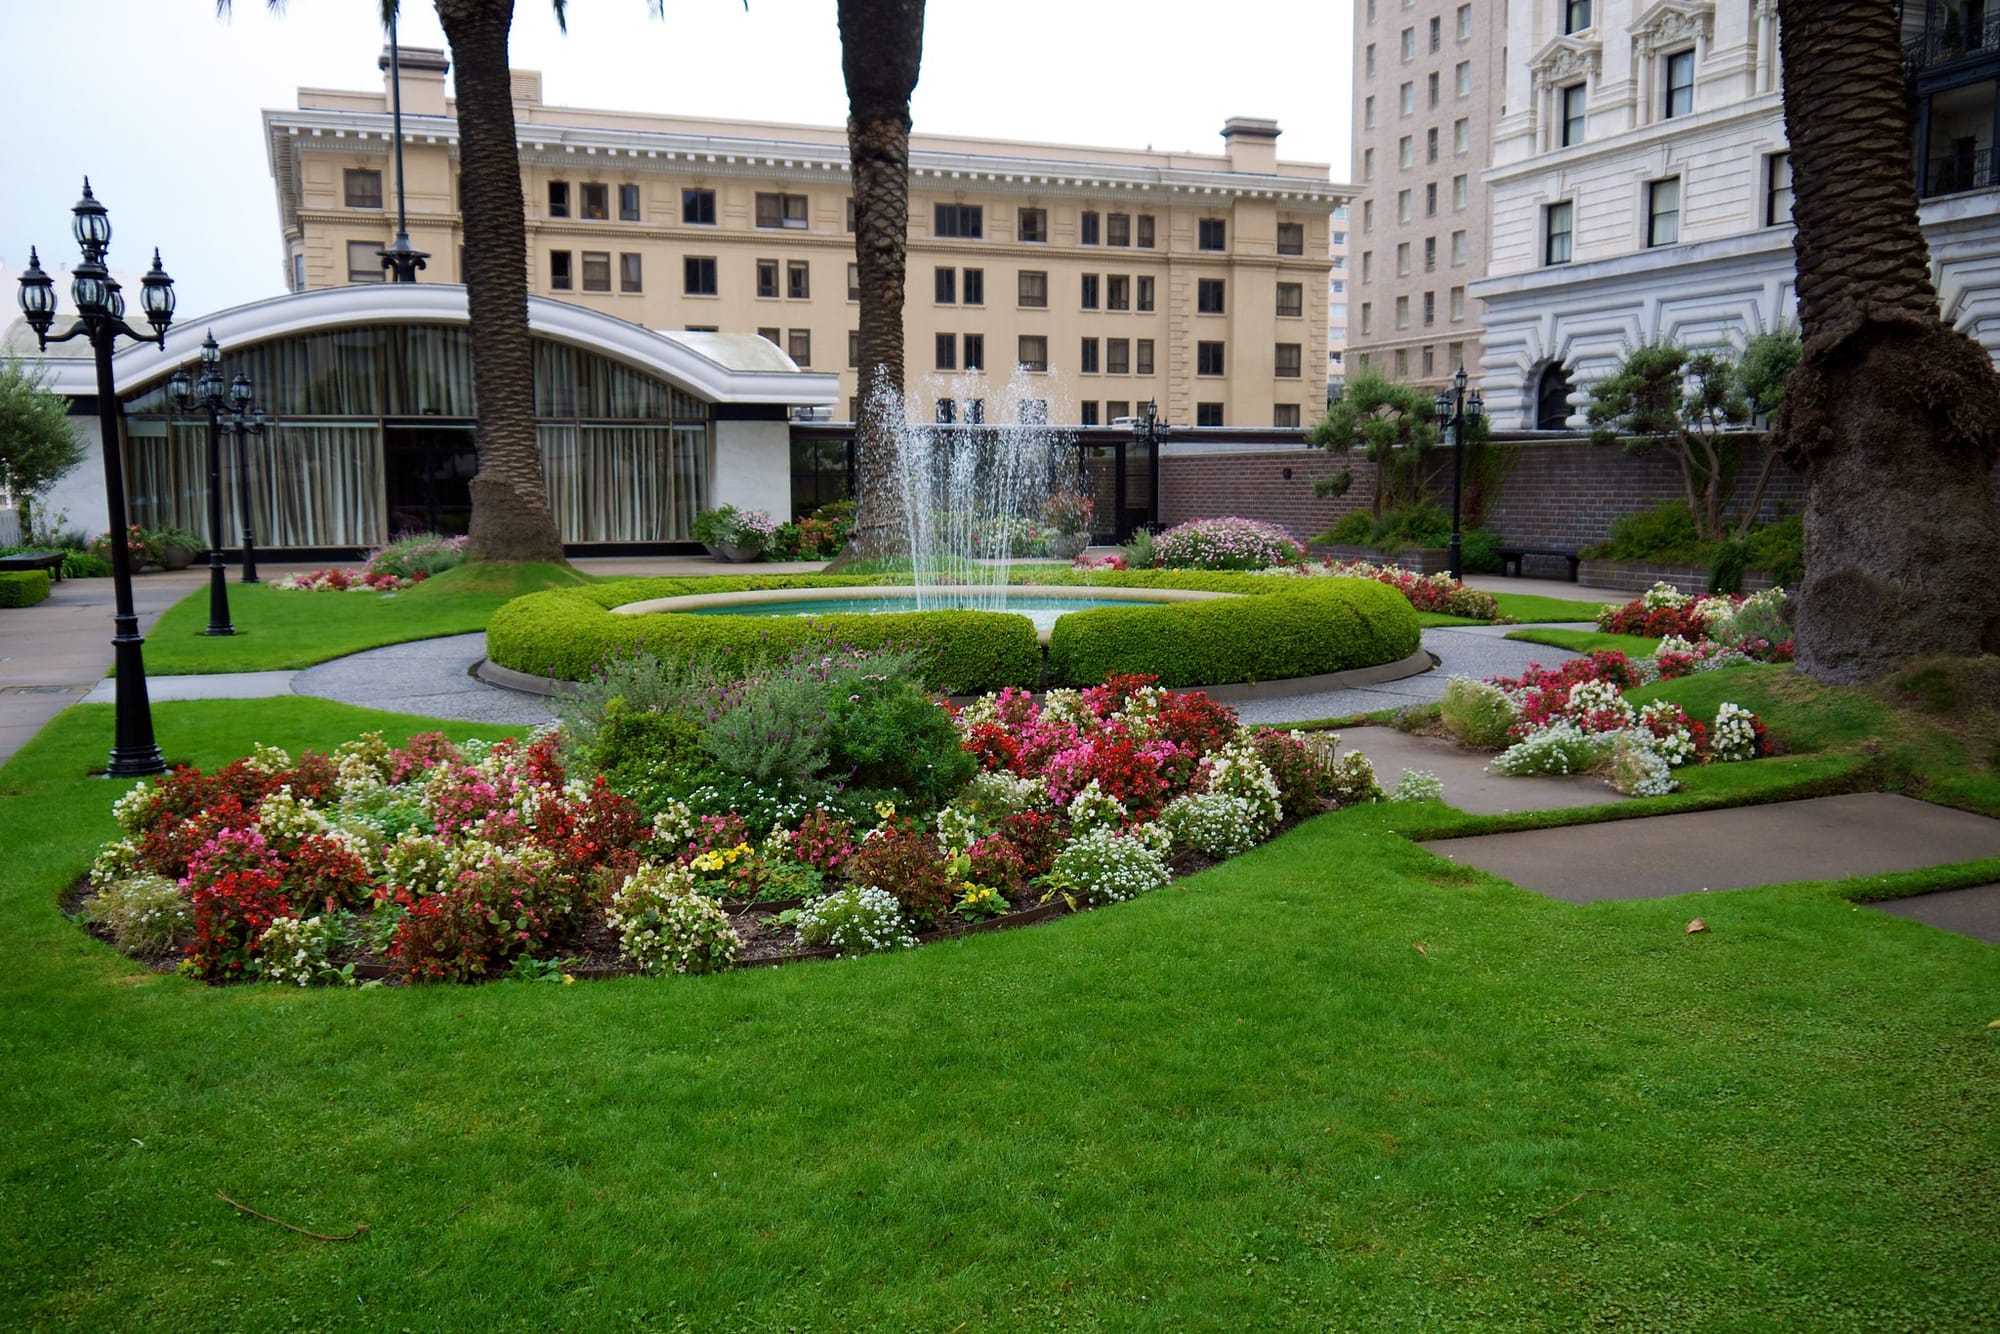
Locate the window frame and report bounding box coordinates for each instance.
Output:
[1196,341,1225,377]
[1017,334,1049,373]
[619,251,642,293]
[581,183,609,221]
[683,255,718,295]
[756,258,780,301]
[1197,278,1226,315]
[1544,201,1574,266]
[934,203,984,239]
[548,180,570,219]
[1275,343,1303,379]
[548,249,572,291]
[1018,270,1048,309]
[1018,207,1048,243]
[1646,176,1682,247]
[756,192,811,230]
[343,168,383,210]
[1663,48,1695,119]
[1198,218,1227,252]
[935,266,957,304]
[1276,281,1304,318]
[1080,336,1100,374]
[619,183,641,221]
[681,188,716,225]
[787,328,812,366]
[1765,152,1794,227]
[1277,221,1305,255]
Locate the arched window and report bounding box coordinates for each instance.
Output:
[1536,364,1576,430]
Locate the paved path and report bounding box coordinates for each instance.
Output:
[1873,883,2000,944]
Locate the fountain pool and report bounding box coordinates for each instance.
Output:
[609,584,1233,642]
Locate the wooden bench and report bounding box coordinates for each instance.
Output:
[1496,547,1580,582]
[0,551,64,583]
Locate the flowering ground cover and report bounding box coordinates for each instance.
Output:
[5,682,1998,1327]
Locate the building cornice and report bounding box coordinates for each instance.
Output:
[1470,224,1794,301]
[1482,91,1785,185]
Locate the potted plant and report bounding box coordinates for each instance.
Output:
[89,525,164,571]
[150,526,205,571]
[690,504,739,559]
[1042,489,1094,560]
[720,508,779,563]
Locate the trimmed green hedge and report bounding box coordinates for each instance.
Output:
[0,569,52,608]
[487,571,1422,693]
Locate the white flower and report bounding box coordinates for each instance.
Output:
[1390,769,1444,803]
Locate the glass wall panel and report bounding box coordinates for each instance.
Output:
[386,326,476,417]
[534,343,578,417]
[265,423,384,546]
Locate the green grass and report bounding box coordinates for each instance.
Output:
[1507,626,1664,657]
[1490,591,1615,623]
[3,674,1998,1328]
[137,562,589,675]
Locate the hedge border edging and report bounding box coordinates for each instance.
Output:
[0,568,53,609]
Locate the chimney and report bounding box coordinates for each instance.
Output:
[378,45,450,116]
[510,69,543,106]
[1221,117,1281,174]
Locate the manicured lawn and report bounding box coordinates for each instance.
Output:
[137,562,589,675]
[1507,626,1663,657]
[1418,593,1613,629]
[4,674,1997,1328]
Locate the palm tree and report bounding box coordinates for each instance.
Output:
[1774,1,2000,682]
[223,1,673,563]
[837,0,926,557]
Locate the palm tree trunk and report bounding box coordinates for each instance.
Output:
[436,0,566,563]
[838,0,925,559]
[1774,0,2000,681]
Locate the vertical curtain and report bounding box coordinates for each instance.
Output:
[264,423,383,546]
[386,326,476,417]
[538,423,709,541]
[121,420,208,536]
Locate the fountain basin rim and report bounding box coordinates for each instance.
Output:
[610,584,1236,619]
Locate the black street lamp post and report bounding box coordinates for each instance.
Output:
[16,180,176,777]
[378,11,430,283]
[225,389,267,584]
[167,333,245,635]
[1433,366,1485,582]
[1128,399,1171,538]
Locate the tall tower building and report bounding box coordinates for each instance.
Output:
[1348,0,1509,388]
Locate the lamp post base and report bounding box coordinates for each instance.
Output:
[106,625,165,778]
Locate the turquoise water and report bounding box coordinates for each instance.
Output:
[683,596,1158,635]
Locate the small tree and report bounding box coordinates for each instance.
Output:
[1585,342,1760,542]
[1308,369,1440,519]
[0,360,83,534]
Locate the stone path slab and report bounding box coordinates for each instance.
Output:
[1334,725,1625,816]
[1871,883,2000,946]
[1421,793,2000,904]
[82,671,298,704]
[292,634,555,727]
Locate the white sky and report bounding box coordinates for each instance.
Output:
[1,0,1354,324]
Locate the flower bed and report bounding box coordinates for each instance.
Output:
[270,533,467,592]
[1597,581,1793,667]
[79,671,1392,986]
[1253,558,1499,619]
[1150,517,1303,570]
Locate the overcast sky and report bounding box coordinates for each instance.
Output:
[2,0,1353,324]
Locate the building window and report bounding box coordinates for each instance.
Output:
[1080,211,1101,245]
[1544,201,1574,265]
[344,168,383,209]
[1422,345,1436,377]
[788,329,811,365]
[936,399,959,425]
[1363,199,1374,231]
[756,192,810,229]
[1137,276,1155,311]
[1363,251,1375,282]
[1449,340,1464,370]
[1395,348,1409,377]
[1561,83,1588,147]
[1080,401,1100,426]
[964,333,984,370]
[1664,49,1695,118]
[1451,229,1468,264]
[581,183,609,221]
[1107,275,1131,310]
[581,252,611,292]
[684,256,717,294]
[1424,236,1437,271]
[1276,282,1303,317]
[934,204,983,238]
[1400,135,1414,169]
[1018,270,1048,308]
[1426,182,1438,216]
[1197,341,1225,376]
[619,252,642,292]
[1136,339,1154,376]
[1456,118,1470,153]
[849,330,860,367]
[548,249,572,291]
[1397,242,1411,275]
[1019,207,1048,242]
[1453,174,1468,208]
[1274,404,1302,428]
[1198,278,1225,314]
[1018,335,1048,372]
[786,260,810,300]
[1455,61,1471,96]
[1275,344,1302,378]
[1196,403,1223,427]
[1081,337,1100,374]
[1450,285,1466,320]
[1766,152,1794,226]
[848,263,861,300]
[1108,213,1131,246]
[619,183,641,221]
[1081,273,1100,309]
[935,266,956,303]
[1428,127,1439,162]
[1647,177,1681,246]
[291,253,304,291]
[1396,295,1410,328]
[1107,338,1130,374]
[1278,222,1305,255]
[1422,290,1436,326]
[1022,400,1048,424]
[682,188,715,225]
[936,332,957,371]
[1364,147,1376,181]
[1365,95,1377,129]
[1107,399,1131,422]
[964,268,985,305]
[1457,3,1471,38]
[1400,81,1415,114]
[345,240,387,283]
[1566,0,1591,34]
[1429,16,1441,50]
[1401,26,1415,59]
[548,180,570,218]
[757,259,780,300]
[965,398,986,424]
[1429,72,1440,108]
[758,327,780,347]
[1366,42,1377,75]
[1360,302,1373,334]
[1537,364,1576,429]
[1138,215,1156,248]
[845,198,856,233]
[1398,190,1412,222]
[1198,219,1227,251]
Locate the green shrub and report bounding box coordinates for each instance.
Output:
[1743,513,1803,587]
[590,708,722,817]
[0,569,51,607]
[61,550,110,578]
[87,873,190,954]
[368,533,468,580]
[1439,676,1518,749]
[1325,511,1375,544]
[1460,527,1502,574]
[1584,500,1706,563]
[825,678,976,809]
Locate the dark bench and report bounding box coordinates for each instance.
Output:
[1496,547,1580,582]
[0,551,63,583]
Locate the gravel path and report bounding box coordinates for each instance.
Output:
[290,625,1588,727]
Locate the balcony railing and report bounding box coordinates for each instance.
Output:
[1924,146,1995,195]
[1904,11,2000,69]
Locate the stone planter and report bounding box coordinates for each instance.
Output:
[719,542,764,563]
[1577,559,1778,597]
[702,541,723,559]
[157,545,196,571]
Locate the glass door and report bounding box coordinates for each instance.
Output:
[384,423,478,537]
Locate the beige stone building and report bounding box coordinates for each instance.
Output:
[264,52,1349,430]
[1348,0,1508,388]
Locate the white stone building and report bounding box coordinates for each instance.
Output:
[1471,0,2000,429]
